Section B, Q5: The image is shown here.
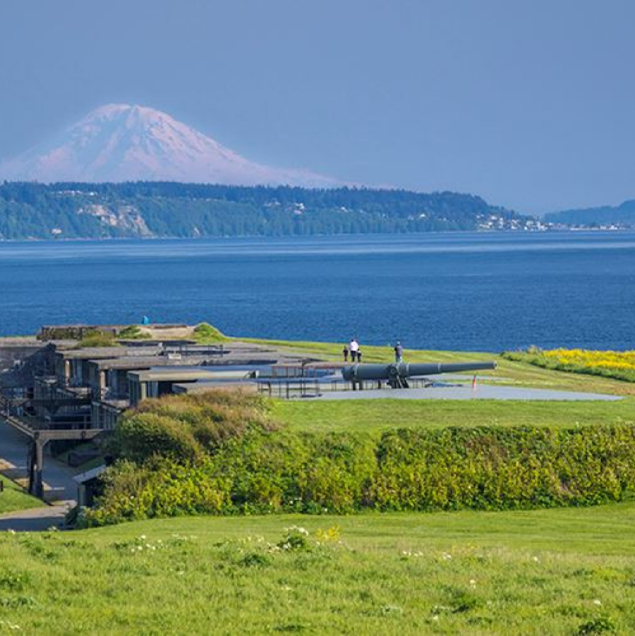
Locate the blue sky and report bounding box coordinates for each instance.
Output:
[1,0,634,214]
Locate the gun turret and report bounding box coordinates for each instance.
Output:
[341,361,496,388]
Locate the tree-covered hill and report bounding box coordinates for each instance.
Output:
[0,181,537,240]
[545,199,635,227]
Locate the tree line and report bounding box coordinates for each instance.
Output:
[0,181,526,239]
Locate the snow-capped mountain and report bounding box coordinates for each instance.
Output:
[0,103,339,187]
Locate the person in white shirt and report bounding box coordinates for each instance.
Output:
[349,338,360,362]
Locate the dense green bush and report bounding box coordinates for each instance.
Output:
[86,394,635,525]
[108,390,277,463]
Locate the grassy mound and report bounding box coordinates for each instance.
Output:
[192,322,228,344]
[117,325,152,340]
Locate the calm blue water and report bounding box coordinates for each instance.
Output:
[1,232,634,352]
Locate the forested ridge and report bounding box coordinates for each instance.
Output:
[0,181,534,239]
[545,199,635,227]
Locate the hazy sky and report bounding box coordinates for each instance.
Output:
[1,0,634,214]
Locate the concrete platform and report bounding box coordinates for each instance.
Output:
[304,385,622,401]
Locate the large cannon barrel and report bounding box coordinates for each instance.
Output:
[341,361,496,382]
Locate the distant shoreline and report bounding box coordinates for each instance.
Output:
[0,227,631,244]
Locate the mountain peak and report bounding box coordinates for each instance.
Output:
[86,103,175,122]
[0,104,339,187]
[92,102,136,114]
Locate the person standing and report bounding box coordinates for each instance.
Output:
[357,349,363,363]
[350,338,360,362]
[394,341,404,364]
[343,345,349,362]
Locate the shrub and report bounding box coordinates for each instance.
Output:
[83,459,231,525]
[577,616,616,634]
[109,390,278,462]
[77,330,118,348]
[109,412,205,464]
[369,426,635,511]
[86,421,635,526]
[278,526,312,552]
[117,325,152,340]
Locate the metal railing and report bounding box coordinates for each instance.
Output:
[0,390,93,432]
[256,375,435,399]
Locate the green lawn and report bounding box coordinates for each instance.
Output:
[246,337,635,397]
[275,398,635,433]
[2,335,634,632]
[0,476,44,515]
[1,504,635,633]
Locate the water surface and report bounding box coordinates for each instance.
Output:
[1,232,634,352]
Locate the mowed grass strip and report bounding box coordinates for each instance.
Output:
[275,398,635,433]
[0,476,44,515]
[245,337,635,396]
[1,504,635,633]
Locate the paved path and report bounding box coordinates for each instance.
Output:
[0,504,70,532]
[0,417,77,504]
[0,417,77,531]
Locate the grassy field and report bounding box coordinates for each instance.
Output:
[1,504,634,633]
[274,397,635,433]
[0,476,44,515]
[253,337,635,434]
[247,337,635,397]
[2,336,635,633]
